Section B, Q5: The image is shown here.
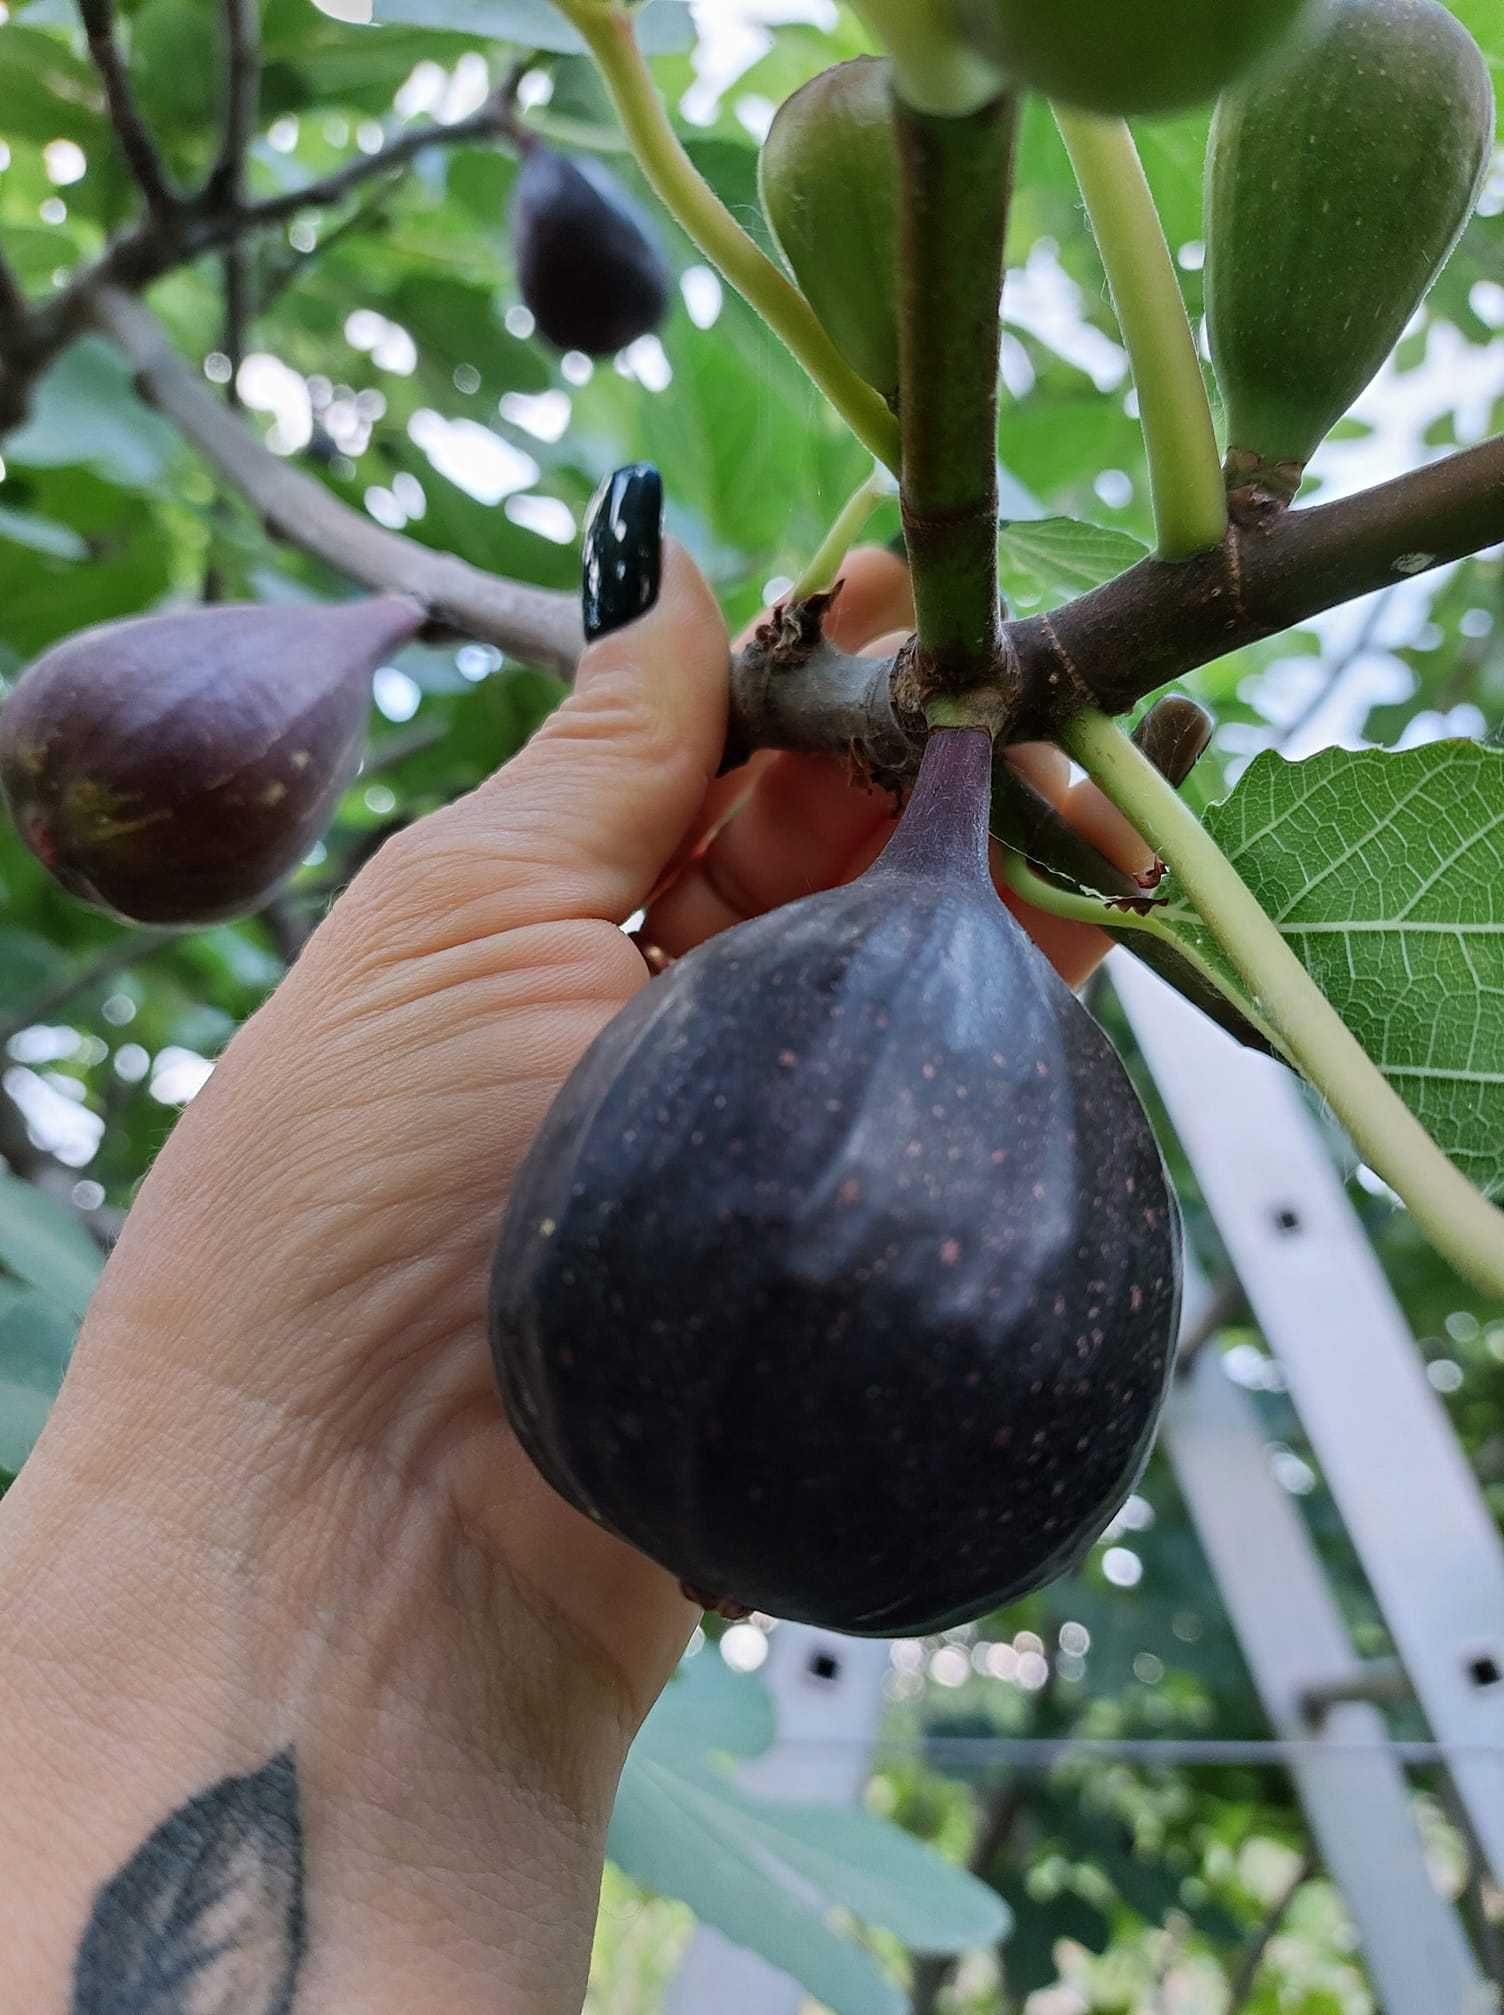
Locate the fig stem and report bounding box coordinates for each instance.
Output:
[792,464,893,600]
[894,86,1016,690]
[1063,708,1504,1298]
[555,1,902,473]
[1054,109,1227,562]
[874,726,995,883]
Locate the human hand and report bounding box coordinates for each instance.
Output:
[0,466,1155,2013]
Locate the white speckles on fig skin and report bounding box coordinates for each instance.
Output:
[491,728,1183,1636]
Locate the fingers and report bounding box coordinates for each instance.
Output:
[414,533,730,932]
[646,750,895,953]
[641,547,914,933]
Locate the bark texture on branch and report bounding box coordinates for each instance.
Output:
[1007,435,1504,733]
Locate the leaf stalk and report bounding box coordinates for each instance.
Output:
[1062,710,1504,1298]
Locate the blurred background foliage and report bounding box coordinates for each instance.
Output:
[0,1,1501,2009]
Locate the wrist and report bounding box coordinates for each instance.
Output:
[0,1350,634,2012]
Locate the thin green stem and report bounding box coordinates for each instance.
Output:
[792,465,893,598]
[1062,710,1504,1298]
[848,0,1001,115]
[556,0,900,471]
[1054,109,1225,561]
[996,850,1283,1050]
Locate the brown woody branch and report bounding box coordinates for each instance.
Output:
[91,288,1504,767]
[230,89,519,229]
[207,0,262,209]
[1005,436,1504,735]
[91,287,583,677]
[0,253,27,334]
[0,92,521,430]
[78,0,179,222]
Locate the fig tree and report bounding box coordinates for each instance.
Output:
[490,727,1182,1634]
[0,596,423,926]
[955,0,1314,114]
[511,143,672,357]
[1206,0,1493,505]
[759,57,902,403]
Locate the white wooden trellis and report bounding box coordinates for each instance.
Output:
[666,955,1504,2011]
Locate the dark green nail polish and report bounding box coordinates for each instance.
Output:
[583,464,663,641]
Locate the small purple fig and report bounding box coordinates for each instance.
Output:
[511,145,672,356]
[0,596,423,926]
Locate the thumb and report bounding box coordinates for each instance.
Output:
[442,466,730,927]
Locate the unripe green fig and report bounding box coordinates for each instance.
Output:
[511,143,672,357]
[955,0,1314,113]
[1206,0,1493,503]
[759,57,902,403]
[490,729,1182,1634]
[0,596,423,926]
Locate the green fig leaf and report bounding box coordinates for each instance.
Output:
[5,340,178,489]
[0,507,89,563]
[1139,741,1504,1196]
[997,516,1147,612]
[0,1281,79,1475]
[371,0,693,55]
[0,1171,103,1320]
[612,1651,1009,2003]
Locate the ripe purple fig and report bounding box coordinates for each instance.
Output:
[0,596,423,926]
[491,728,1183,1634]
[511,144,672,356]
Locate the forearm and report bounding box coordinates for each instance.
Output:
[0,1365,627,2013]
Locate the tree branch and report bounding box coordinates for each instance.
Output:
[0,253,28,334]
[75,288,1504,762]
[39,233,1504,782]
[90,286,583,678]
[0,94,520,429]
[1225,1852,1315,2014]
[78,0,178,221]
[1009,437,1504,734]
[229,90,517,231]
[206,0,261,209]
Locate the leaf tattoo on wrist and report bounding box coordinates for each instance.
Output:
[72,1749,306,2013]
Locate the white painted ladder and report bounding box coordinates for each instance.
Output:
[664,956,1504,2010]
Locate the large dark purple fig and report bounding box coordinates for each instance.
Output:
[490,728,1182,1635]
[511,144,672,356]
[0,596,422,926]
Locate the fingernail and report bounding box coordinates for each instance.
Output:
[583,464,663,641]
[1133,696,1214,789]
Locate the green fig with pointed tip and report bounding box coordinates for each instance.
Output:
[955,0,1314,114]
[1206,0,1493,506]
[759,57,903,404]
